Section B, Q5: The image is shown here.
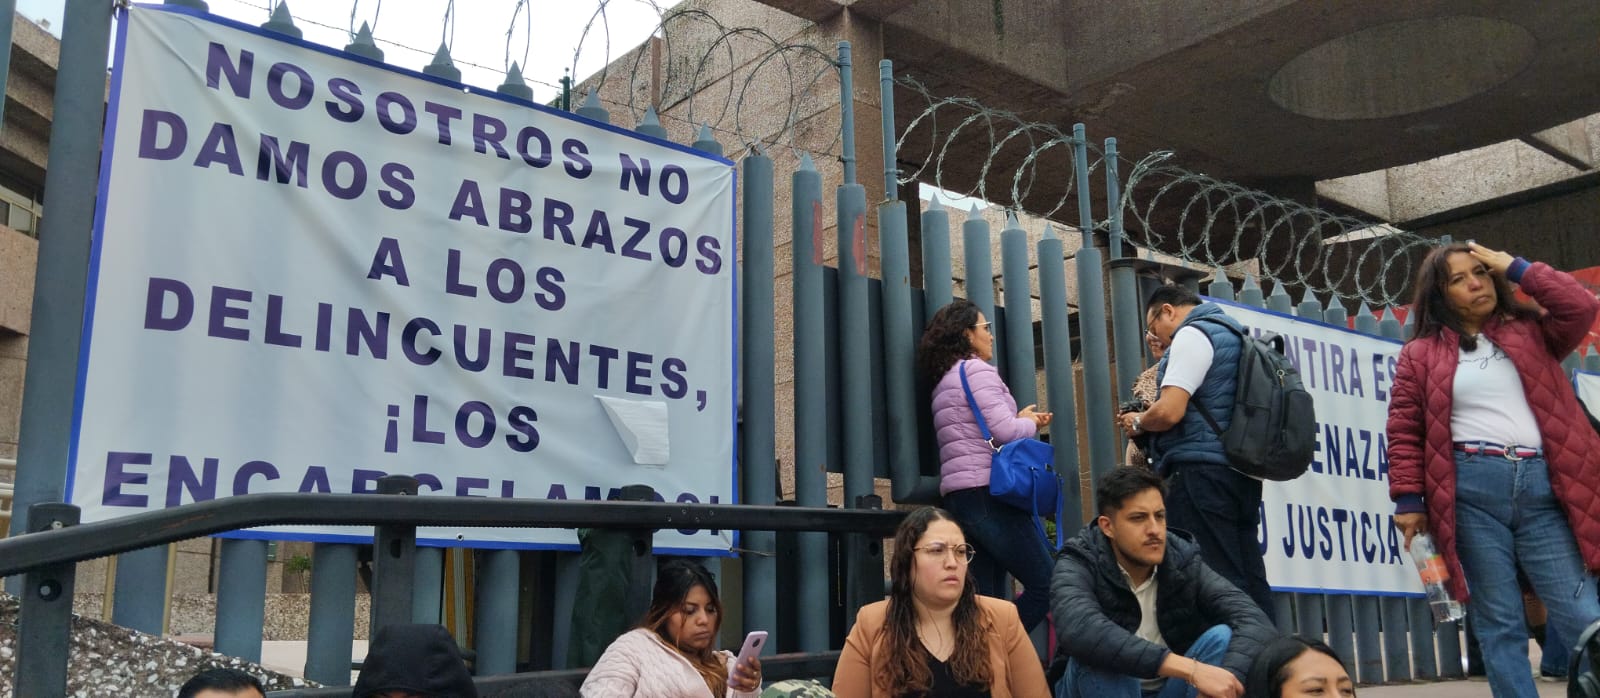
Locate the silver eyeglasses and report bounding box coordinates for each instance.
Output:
[913,542,977,563]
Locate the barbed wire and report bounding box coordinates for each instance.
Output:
[209,0,1434,307]
[891,74,1102,219]
[220,0,857,158]
[1119,152,1437,308]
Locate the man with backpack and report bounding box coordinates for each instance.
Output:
[1116,285,1275,617]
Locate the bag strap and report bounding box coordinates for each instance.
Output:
[957,361,1001,451]
[1180,315,1241,437]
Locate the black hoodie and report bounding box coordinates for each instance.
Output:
[352,623,479,698]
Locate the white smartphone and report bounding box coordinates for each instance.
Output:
[734,630,768,668]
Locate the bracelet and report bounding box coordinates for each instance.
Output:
[1132,416,1142,433]
[1188,659,1199,685]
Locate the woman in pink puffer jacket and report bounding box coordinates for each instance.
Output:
[918,299,1054,631]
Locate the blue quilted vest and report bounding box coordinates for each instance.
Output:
[1150,303,1242,471]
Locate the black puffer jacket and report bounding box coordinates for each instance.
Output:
[1049,523,1275,681]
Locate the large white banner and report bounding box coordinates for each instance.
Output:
[1211,300,1421,596]
[69,7,738,552]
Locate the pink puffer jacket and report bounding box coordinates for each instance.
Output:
[931,358,1038,495]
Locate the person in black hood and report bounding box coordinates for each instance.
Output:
[352,623,479,698]
[1049,466,1276,698]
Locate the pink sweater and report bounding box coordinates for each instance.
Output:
[930,358,1038,495]
[580,628,759,698]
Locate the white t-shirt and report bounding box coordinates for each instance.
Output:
[1451,335,1541,448]
[1120,563,1166,690]
[1159,325,1214,395]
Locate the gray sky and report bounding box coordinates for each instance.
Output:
[15,0,662,103]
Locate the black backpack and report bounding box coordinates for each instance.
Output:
[1189,315,1317,481]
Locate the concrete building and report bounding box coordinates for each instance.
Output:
[573,0,1599,499]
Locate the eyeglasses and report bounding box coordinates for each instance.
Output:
[973,321,991,331]
[913,542,976,563]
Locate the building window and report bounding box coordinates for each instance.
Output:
[0,177,42,237]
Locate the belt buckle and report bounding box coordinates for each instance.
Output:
[1503,445,1526,462]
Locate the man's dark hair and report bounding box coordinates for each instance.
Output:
[1095,466,1167,517]
[1144,285,1201,313]
[177,668,265,698]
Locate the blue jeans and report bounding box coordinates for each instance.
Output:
[1541,621,1569,677]
[1454,452,1600,698]
[943,486,1054,631]
[1055,624,1232,698]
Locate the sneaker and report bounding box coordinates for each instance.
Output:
[1538,670,1567,683]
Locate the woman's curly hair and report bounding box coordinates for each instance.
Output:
[917,300,982,385]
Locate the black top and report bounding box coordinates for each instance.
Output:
[898,646,991,698]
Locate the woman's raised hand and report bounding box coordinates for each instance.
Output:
[1019,404,1053,428]
[1466,241,1514,276]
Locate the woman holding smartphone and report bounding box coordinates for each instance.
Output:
[582,559,762,697]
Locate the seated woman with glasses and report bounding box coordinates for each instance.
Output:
[832,507,1049,697]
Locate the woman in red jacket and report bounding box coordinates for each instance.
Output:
[1387,241,1600,698]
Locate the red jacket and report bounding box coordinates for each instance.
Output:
[1387,260,1600,603]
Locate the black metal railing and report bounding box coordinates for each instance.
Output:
[0,476,904,696]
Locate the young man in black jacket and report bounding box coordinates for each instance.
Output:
[1050,466,1276,698]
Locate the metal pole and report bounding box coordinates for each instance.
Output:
[1351,304,1385,685]
[837,42,856,185]
[111,547,168,634]
[6,0,114,594]
[1319,298,1356,680]
[370,476,419,636]
[1408,597,1439,679]
[1375,312,1411,682]
[1037,227,1082,530]
[879,60,897,201]
[1326,594,1357,679]
[1072,124,1117,479]
[962,205,996,346]
[475,549,520,675]
[921,196,954,321]
[214,539,268,662]
[879,60,938,504]
[999,211,1036,402]
[412,547,444,623]
[14,503,79,697]
[837,171,873,621]
[1106,139,1141,407]
[305,543,358,686]
[740,148,778,649]
[792,155,829,651]
[0,0,16,132]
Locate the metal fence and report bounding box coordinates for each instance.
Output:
[12,0,1588,692]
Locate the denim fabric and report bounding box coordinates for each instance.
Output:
[1453,452,1600,698]
[1163,465,1273,620]
[1055,624,1232,698]
[943,486,1054,631]
[1541,622,1569,678]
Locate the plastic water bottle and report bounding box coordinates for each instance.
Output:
[1410,533,1466,623]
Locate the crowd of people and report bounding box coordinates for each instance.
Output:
[171,241,1600,698]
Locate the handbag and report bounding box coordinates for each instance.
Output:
[958,361,1062,524]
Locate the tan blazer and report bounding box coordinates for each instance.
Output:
[831,595,1051,698]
